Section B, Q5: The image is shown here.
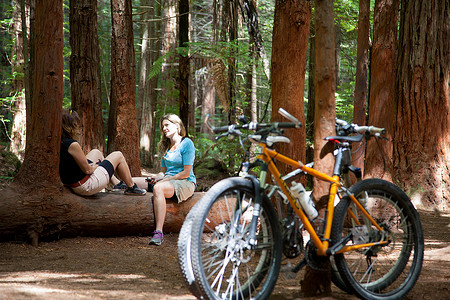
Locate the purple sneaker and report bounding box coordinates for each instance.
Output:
[149,230,164,246]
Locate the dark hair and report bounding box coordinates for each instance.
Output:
[62,109,80,140]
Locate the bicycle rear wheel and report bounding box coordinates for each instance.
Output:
[331,179,424,300]
[190,177,282,300]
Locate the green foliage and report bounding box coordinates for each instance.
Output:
[195,133,247,175]
[1,150,21,176]
[0,0,373,172]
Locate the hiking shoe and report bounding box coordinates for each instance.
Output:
[124,183,147,196]
[112,180,127,191]
[149,230,164,246]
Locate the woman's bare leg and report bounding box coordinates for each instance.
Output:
[85,149,104,162]
[152,181,175,232]
[86,149,121,185]
[104,151,134,187]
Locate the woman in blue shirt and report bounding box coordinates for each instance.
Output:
[137,113,196,246]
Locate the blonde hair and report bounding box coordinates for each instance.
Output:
[61,109,80,140]
[157,113,186,156]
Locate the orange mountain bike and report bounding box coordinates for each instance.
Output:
[178,108,424,300]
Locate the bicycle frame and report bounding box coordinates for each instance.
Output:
[255,142,389,256]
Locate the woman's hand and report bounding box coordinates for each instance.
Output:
[147,172,165,182]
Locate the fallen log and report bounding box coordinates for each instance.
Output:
[0,183,206,245]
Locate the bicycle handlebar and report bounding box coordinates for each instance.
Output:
[205,108,302,138]
[336,118,385,136]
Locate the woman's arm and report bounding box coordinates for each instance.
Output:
[68,142,96,175]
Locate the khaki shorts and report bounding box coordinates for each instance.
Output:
[72,166,110,196]
[168,178,195,203]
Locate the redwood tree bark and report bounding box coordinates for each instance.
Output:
[137,0,156,166]
[14,0,63,188]
[352,0,370,172]
[364,0,399,181]
[69,0,104,154]
[179,0,190,131]
[393,0,450,210]
[270,0,311,172]
[108,0,141,176]
[10,0,28,160]
[304,0,336,296]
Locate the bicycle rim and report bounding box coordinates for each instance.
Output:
[190,178,282,300]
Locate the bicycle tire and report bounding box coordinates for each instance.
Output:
[330,256,352,293]
[177,200,203,298]
[331,178,424,300]
[190,177,282,299]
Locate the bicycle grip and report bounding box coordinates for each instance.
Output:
[213,125,231,133]
[275,122,302,129]
[368,126,386,135]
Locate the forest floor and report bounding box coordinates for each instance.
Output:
[0,155,449,299]
[0,209,448,300]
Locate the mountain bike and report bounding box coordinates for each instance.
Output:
[178,108,424,300]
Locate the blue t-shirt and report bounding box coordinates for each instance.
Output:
[161,137,196,185]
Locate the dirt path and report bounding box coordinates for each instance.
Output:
[0,209,448,300]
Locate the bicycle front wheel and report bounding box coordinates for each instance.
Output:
[331,178,424,300]
[190,177,282,300]
[177,200,203,298]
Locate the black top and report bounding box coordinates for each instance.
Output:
[59,138,88,185]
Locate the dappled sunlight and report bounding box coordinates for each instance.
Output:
[0,271,193,299]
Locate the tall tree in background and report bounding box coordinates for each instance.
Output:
[137,0,159,166]
[306,31,315,167]
[305,0,336,296]
[9,0,29,160]
[69,0,104,153]
[351,0,370,172]
[221,0,238,122]
[178,0,190,131]
[199,61,216,138]
[364,0,398,181]
[12,0,63,190]
[270,0,311,173]
[108,0,141,176]
[393,0,449,210]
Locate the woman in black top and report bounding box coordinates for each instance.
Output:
[59,109,146,196]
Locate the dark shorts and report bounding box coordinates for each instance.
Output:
[98,160,114,178]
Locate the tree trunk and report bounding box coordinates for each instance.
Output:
[306,34,315,171]
[351,0,370,173]
[109,0,141,176]
[305,0,336,296]
[14,0,63,188]
[137,0,156,167]
[334,24,341,87]
[0,188,205,245]
[69,0,104,154]
[393,0,450,210]
[221,0,237,122]
[364,0,399,181]
[200,67,216,139]
[10,0,28,160]
[270,0,311,174]
[26,0,35,131]
[159,0,178,108]
[179,0,190,131]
